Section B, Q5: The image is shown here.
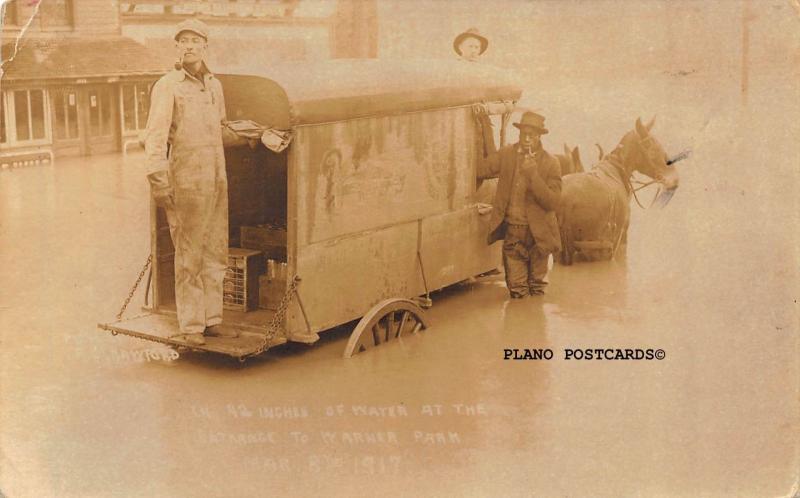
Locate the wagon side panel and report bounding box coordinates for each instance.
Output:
[420,207,501,291]
[294,108,473,246]
[288,108,474,334]
[289,223,424,334]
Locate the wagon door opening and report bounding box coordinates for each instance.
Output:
[148,143,289,329]
[150,72,294,333]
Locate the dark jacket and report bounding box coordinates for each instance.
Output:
[478,144,562,253]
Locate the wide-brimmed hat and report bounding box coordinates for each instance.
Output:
[174,18,209,41]
[453,28,488,56]
[513,111,549,135]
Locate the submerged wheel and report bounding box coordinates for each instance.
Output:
[343,298,428,358]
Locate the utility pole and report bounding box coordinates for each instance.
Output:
[740,0,753,107]
[331,0,378,59]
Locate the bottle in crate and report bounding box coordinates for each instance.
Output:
[223,248,265,312]
[240,225,287,262]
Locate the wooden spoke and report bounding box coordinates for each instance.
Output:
[385,312,396,342]
[343,298,429,358]
[370,324,380,345]
[397,311,410,338]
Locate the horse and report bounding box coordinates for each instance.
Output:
[557,117,679,265]
[556,143,611,177]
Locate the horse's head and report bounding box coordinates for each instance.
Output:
[615,117,679,191]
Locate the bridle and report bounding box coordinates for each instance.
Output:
[606,157,654,209]
[628,174,664,209]
[599,139,688,209]
[629,148,690,208]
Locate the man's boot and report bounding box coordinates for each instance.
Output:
[204,325,239,338]
[184,333,206,346]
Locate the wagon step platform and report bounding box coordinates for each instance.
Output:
[97,311,287,359]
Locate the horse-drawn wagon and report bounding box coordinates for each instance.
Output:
[98,59,520,361]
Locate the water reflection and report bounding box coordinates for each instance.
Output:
[547,260,630,322]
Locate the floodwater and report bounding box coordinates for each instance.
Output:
[1,44,799,498]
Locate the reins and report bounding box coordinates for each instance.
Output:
[630,178,661,209]
[608,160,658,210]
[596,147,689,210]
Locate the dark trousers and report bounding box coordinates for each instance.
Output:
[502,223,549,297]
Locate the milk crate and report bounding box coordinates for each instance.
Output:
[223,248,265,312]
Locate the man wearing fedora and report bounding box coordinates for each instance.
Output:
[476,111,562,298]
[453,27,488,63]
[143,19,242,345]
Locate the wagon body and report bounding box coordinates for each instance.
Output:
[99,59,522,359]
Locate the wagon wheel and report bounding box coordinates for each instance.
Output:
[343,298,428,358]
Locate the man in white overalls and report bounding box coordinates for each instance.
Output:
[144,19,238,345]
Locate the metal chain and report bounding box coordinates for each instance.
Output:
[250,275,300,357]
[101,318,181,348]
[116,255,153,321]
[113,261,298,359]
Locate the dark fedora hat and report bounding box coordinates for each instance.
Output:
[513,111,549,134]
[453,28,488,56]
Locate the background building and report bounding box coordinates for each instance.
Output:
[1,0,169,162]
[0,0,377,164]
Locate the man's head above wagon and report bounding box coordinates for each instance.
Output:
[454,27,489,62]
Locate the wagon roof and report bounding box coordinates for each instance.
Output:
[219,59,523,128]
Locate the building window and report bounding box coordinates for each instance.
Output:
[0,89,50,146]
[40,0,73,29]
[13,91,30,141]
[13,89,47,142]
[30,90,46,139]
[121,82,152,133]
[2,0,18,26]
[52,89,79,140]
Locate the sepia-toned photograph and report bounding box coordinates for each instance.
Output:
[0,0,798,496]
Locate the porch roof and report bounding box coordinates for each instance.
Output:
[1,36,169,83]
